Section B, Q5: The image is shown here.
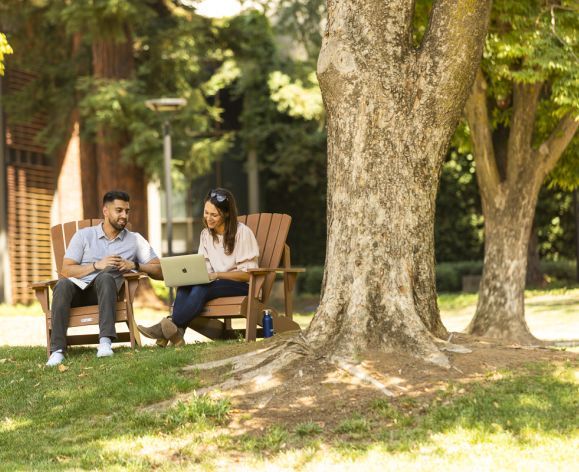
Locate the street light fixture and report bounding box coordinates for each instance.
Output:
[145,98,187,259]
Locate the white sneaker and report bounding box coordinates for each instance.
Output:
[46,351,65,367]
[96,343,114,358]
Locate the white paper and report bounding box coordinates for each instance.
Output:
[68,277,89,290]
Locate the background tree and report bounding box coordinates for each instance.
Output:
[463,1,578,343]
[0,0,233,234]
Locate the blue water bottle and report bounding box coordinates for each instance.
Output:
[262,309,274,338]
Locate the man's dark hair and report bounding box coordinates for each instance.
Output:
[103,191,130,205]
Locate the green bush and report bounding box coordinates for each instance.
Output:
[436,261,483,292]
[540,259,577,283]
[436,264,462,292]
[298,265,324,294]
[297,259,576,295]
[150,279,169,303]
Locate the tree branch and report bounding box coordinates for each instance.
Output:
[465,69,501,199]
[420,0,492,116]
[324,0,416,63]
[506,81,543,182]
[539,113,579,175]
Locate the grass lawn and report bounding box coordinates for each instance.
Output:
[1,342,577,470]
[1,288,578,469]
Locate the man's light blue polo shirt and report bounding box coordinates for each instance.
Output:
[64,223,157,289]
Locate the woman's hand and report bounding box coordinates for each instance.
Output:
[209,272,220,281]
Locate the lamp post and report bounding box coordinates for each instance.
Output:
[145,98,187,259]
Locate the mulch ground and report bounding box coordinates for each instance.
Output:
[187,333,578,432]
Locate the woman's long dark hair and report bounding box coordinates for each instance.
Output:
[204,188,238,255]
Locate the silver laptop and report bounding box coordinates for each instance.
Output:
[160,254,211,287]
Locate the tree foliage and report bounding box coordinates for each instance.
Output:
[0,0,233,181]
[469,0,578,186]
[0,32,12,75]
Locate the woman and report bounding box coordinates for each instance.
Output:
[138,188,259,346]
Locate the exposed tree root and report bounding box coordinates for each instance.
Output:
[142,331,471,415]
[433,333,473,354]
[184,332,428,399]
[331,357,395,397]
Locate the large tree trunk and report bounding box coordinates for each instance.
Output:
[466,73,579,343]
[307,0,491,364]
[92,27,148,237]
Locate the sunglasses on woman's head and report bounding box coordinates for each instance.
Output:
[210,190,227,202]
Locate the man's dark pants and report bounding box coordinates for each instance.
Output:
[50,272,118,353]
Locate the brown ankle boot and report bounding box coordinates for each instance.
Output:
[169,327,186,347]
[160,317,179,340]
[137,321,165,340]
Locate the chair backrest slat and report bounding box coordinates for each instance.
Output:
[254,214,272,265]
[268,214,291,270]
[260,213,283,269]
[78,219,93,230]
[243,213,261,248]
[63,221,78,247]
[51,225,66,276]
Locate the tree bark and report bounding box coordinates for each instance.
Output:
[308,0,491,363]
[466,73,579,343]
[92,26,148,236]
[468,183,542,343]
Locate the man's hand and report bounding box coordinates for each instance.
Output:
[94,255,122,271]
[209,272,220,281]
[116,258,137,273]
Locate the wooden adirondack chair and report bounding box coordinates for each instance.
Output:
[31,219,144,357]
[188,213,305,341]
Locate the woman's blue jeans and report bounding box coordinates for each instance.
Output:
[171,280,249,328]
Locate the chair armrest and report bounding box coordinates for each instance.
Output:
[30,279,59,289]
[122,272,146,281]
[247,268,306,276]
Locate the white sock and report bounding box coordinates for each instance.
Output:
[99,337,112,345]
[46,350,64,367]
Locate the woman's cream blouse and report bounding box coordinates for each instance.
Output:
[198,222,259,276]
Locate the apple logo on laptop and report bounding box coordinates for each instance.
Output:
[182,268,188,273]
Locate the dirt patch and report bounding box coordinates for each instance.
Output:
[188,333,578,433]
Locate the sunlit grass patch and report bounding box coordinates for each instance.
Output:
[295,421,323,437]
[165,395,231,426]
[335,416,371,435]
[0,416,32,433]
[438,292,478,310]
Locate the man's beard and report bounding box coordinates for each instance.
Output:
[109,218,126,231]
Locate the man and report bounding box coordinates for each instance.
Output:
[46,190,163,367]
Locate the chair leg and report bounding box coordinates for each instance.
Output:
[283,273,297,320]
[124,280,142,348]
[245,278,260,342]
[46,325,51,359]
[245,308,258,341]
